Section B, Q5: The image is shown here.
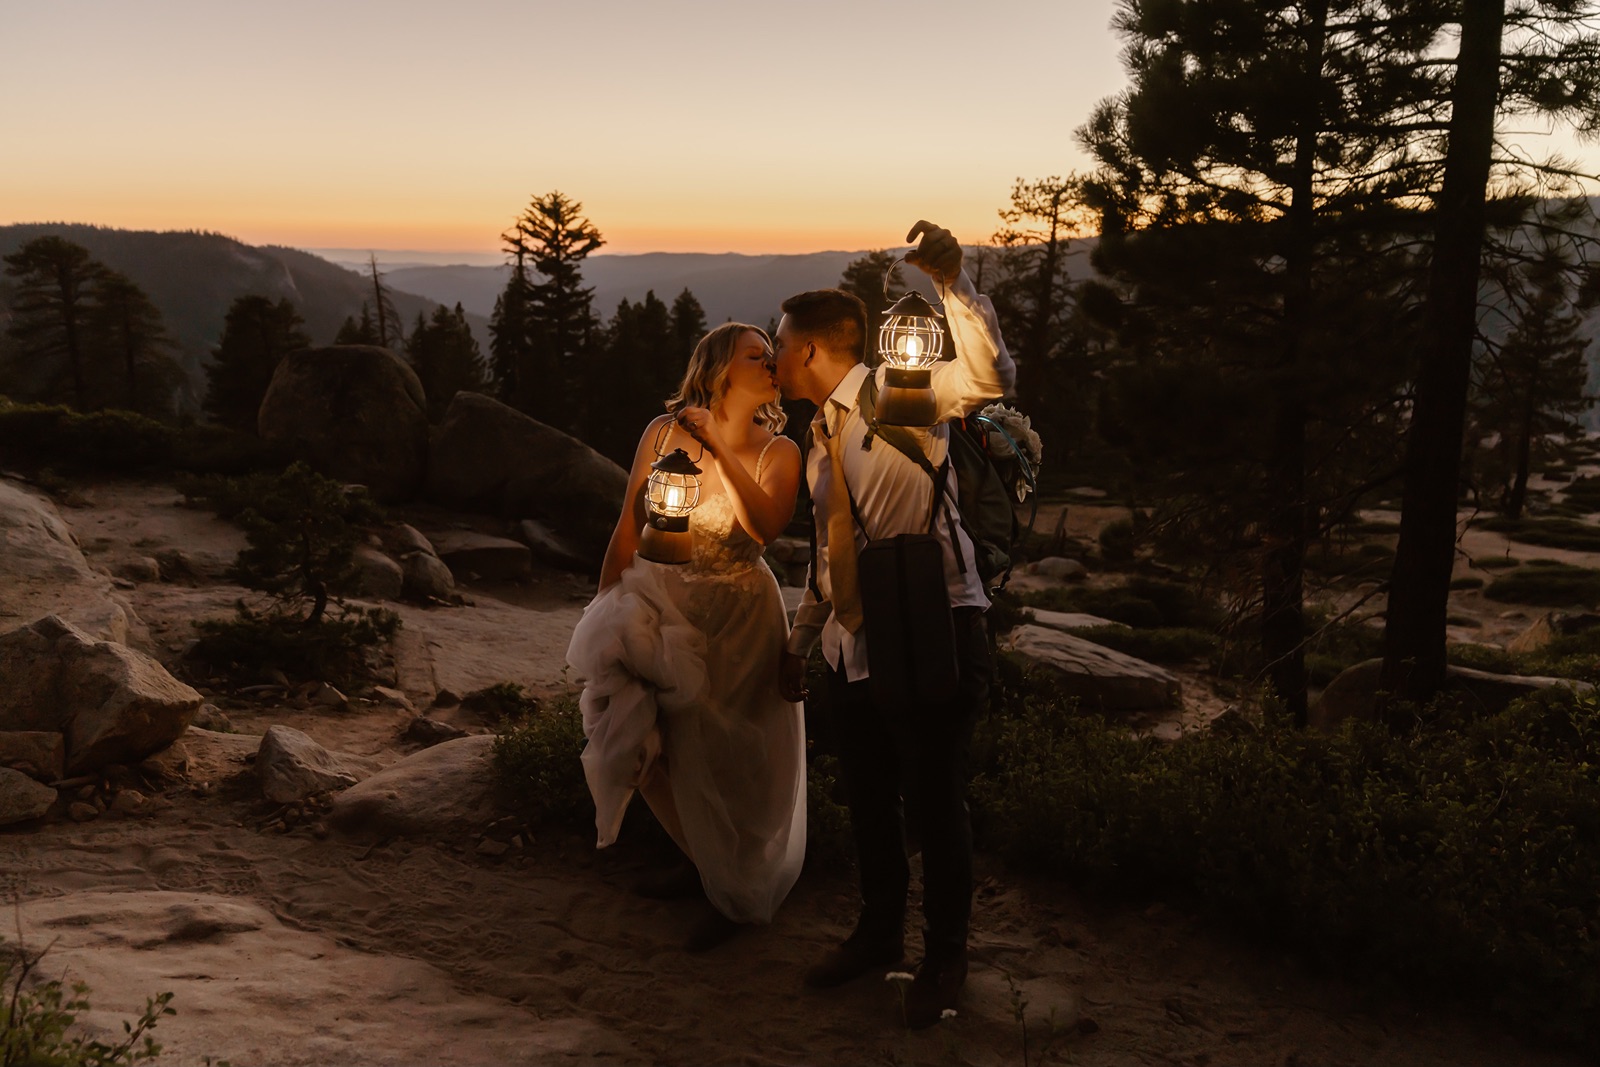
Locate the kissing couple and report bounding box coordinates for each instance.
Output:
[566,220,1015,1029]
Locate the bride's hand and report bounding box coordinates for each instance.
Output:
[675,406,724,458]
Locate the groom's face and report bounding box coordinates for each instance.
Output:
[772,315,810,401]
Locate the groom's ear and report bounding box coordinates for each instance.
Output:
[804,341,816,366]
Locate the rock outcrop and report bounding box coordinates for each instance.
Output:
[329,734,498,839]
[350,544,404,600]
[426,392,626,565]
[256,725,366,803]
[428,530,532,583]
[1001,624,1182,711]
[257,344,430,502]
[0,479,132,642]
[1310,657,1595,730]
[0,615,202,774]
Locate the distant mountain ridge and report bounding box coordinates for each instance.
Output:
[0,224,464,411]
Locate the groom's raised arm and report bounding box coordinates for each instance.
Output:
[925,269,1014,422]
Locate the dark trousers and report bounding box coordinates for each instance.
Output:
[826,605,991,962]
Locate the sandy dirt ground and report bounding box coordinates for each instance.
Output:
[0,481,1585,1066]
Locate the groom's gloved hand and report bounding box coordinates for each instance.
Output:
[905,221,963,286]
[778,652,809,703]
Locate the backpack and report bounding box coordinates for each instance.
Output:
[856,375,1038,592]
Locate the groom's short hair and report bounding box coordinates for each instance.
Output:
[781,289,867,364]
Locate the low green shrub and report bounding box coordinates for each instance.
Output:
[1,932,175,1065]
[1097,518,1135,564]
[191,605,399,687]
[1484,561,1600,607]
[1479,516,1600,552]
[493,697,592,829]
[463,682,541,722]
[1067,624,1218,664]
[969,677,1600,1050]
[0,401,175,473]
[1017,575,1219,630]
[1302,619,1384,687]
[1450,576,1485,590]
[1560,475,1600,511]
[1449,626,1600,685]
[1471,554,1521,571]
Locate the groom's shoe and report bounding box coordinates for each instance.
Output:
[803,932,905,989]
[902,950,968,1030]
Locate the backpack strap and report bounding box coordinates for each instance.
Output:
[855,373,969,571]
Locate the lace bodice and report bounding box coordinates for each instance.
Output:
[685,437,777,577]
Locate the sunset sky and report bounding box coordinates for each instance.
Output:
[3,0,1595,257]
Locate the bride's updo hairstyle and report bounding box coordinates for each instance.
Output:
[666,321,787,434]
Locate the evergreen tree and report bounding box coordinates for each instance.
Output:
[668,288,707,366]
[334,303,380,345]
[1382,0,1600,702]
[408,302,487,422]
[1473,252,1592,519]
[365,253,403,351]
[87,270,183,416]
[203,295,311,432]
[504,191,604,430]
[1,236,105,410]
[838,250,905,353]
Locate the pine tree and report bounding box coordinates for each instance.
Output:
[365,253,403,351]
[334,303,380,345]
[408,302,487,422]
[488,255,535,407]
[203,295,312,432]
[1,236,105,410]
[838,251,905,351]
[87,270,183,416]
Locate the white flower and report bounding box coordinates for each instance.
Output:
[940,1008,958,1019]
[978,403,1043,502]
[884,971,915,983]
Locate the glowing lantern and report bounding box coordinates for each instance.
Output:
[876,289,945,426]
[638,446,702,564]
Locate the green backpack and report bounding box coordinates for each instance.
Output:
[856,375,1037,592]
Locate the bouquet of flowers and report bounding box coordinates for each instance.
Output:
[976,402,1043,503]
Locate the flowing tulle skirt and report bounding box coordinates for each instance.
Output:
[566,558,806,925]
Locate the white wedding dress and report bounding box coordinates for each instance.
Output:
[566,445,807,925]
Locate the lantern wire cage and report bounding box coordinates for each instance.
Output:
[875,255,948,369]
[645,422,705,518]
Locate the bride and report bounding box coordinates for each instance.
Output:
[566,321,807,949]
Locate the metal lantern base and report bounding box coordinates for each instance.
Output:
[876,366,938,426]
[639,518,693,565]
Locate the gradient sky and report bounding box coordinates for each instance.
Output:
[2,0,1595,256]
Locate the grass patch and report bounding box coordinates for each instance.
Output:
[1484,561,1600,607]
[1479,516,1600,552]
[1015,576,1221,630]
[970,672,1600,1052]
[1450,576,1485,590]
[1560,475,1600,511]
[1449,626,1600,685]
[1471,555,1521,571]
[1066,624,1219,664]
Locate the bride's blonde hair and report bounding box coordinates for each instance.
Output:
[665,321,786,433]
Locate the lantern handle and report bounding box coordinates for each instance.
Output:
[884,254,947,307]
[653,418,707,464]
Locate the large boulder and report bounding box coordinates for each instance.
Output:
[350,545,404,600]
[0,731,66,782]
[0,479,131,643]
[257,345,429,503]
[401,551,455,600]
[0,615,202,774]
[0,766,56,826]
[329,735,498,839]
[426,393,626,565]
[428,530,533,583]
[256,725,366,804]
[1310,657,1595,731]
[1001,624,1182,711]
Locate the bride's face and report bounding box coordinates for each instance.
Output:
[720,330,779,407]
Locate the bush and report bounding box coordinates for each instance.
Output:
[1450,576,1486,590]
[463,682,541,722]
[1302,619,1384,687]
[1485,560,1600,607]
[1471,554,1521,571]
[1560,475,1600,511]
[1066,624,1218,664]
[1,932,175,1065]
[1479,516,1600,552]
[969,677,1600,1050]
[0,401,175,473]
[492,697,591,829]
[1017,575,1220,630]
[1449,626,1600,686]
[1097,518,1135,564]
[192,605,399,687]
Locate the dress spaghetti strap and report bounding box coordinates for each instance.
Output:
[754,435,778,479]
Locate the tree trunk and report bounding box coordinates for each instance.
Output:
[1506,390,1536,520]
[57,264,87,411]
[1261,0,1328,727]
[1381,0,1506,705]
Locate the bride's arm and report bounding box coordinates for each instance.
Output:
[597,414,675,592]
[712,433,802,546]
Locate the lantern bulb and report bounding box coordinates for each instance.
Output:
[665,484,685,511]
[903,335,922,362]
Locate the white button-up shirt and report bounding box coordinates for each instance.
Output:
[787,269,1015,682]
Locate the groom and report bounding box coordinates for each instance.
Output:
[774,221,1014,1028]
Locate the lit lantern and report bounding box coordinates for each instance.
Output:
[876,289,945,426]
[638,447,702,564]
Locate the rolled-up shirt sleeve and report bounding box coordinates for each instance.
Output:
[928,269,1015,422]
[786,577,832,657]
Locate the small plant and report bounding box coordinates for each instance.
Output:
[462,682,541,722]
[492,696,591,828]
[192,603,399,688]
[1,927,175,1066]
[1479,516,1600,552]
[1065,624,1218,664]
[1484,560,1600,607]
